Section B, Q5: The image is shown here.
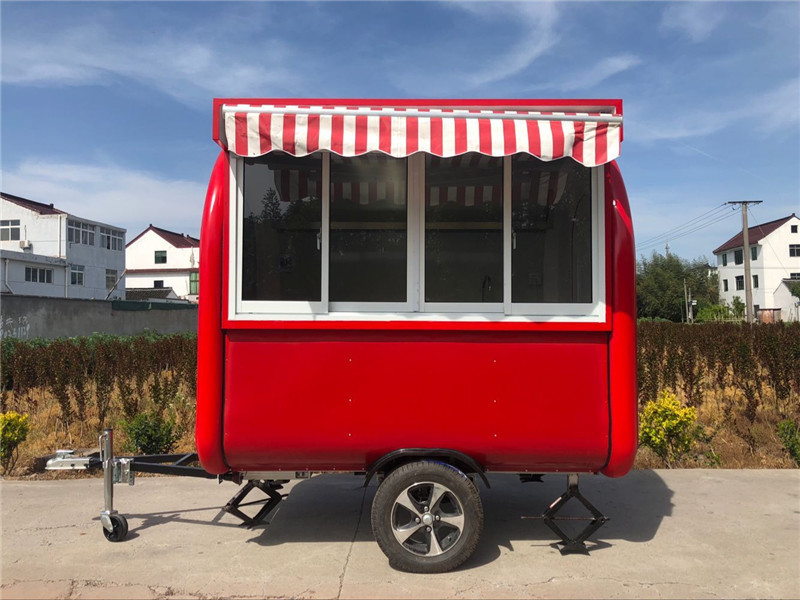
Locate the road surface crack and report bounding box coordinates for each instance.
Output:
[337,485,369,600]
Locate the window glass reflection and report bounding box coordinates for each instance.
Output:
[425,154,503,303]
[511,156,592,303]
[330,155,407,303]
[242,152,322,301]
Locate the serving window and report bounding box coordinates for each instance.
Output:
[232,151,605,321]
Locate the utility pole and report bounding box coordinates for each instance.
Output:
[727,201,763,324]
[683,278,689,323]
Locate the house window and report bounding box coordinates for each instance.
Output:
[792,225,798,233]
[70,265,85,286]
[753,274,759,289]
[790,244,800,257]
[25,267,52,284]
[0,220,21,241]
[721,253,727,267]
[735,275,744,291]
[100,227,124,251]
[189,272,199,295]
[68,220,95,245]
[750,246,758,261]
[106,269,117,290]
[790,273,800,280]
[723,279,729,292]
[233,152,604,321]
[154,280,164,289]
[154,251,167,264]
[734,249,743,265]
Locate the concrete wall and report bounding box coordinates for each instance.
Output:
[0,294,197,340]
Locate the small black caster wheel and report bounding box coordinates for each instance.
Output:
[102,514,129,542]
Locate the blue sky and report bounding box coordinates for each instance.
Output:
[2,1,798,261]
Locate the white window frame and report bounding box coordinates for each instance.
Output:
[70,264,85,286]
[68,220,95,245]
[228,152,606,323]
[25,266,53,284]
[0,220,21,241]
[106,269,118,290]
[329,155,416,314]
[100,227,124,251]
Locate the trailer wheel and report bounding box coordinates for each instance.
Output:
[102,514,128,542]
[371,461,483,573]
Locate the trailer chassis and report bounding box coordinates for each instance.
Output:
[46,428,608,554]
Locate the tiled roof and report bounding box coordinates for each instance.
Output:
[713,214,798,254]
[127,225,200,249]
[1,192,66,215]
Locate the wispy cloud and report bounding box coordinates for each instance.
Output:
[458,2,561,87]
[1,8,302,107]
[628,77,800,143]
[532,53,643,93]
[659,3,727,43]
[387,1,561,94]
[1,160,206,237]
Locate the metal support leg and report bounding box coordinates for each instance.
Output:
[541,474,608,555]
[223,480,285,527]
[99,429,118,533]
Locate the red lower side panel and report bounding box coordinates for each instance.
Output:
[222,330,609,473]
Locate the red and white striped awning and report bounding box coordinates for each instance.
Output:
[222,105,622,168]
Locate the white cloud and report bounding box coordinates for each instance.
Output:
[460,2,561,87]
[532,53,643,93]
[1,160,207,238]
[627,77,800,143]
[1,12,302,107]
[659,3,727,43]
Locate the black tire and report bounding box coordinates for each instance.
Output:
[102,514,128,542]
[371,461,483,573]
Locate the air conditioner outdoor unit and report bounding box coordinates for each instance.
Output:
[19,240,32,249]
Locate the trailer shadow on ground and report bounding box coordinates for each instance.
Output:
[232,469,674,570]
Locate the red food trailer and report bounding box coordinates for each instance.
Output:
[50,98,636,574]
[195,98,636,572]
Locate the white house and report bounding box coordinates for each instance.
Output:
[125,225,199,302]
[713,213,800,321]
[0,192,126,300]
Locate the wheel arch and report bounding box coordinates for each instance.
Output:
[365,448,490,488]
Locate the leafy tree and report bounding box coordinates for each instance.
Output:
[695,303,731,323]
[636,252,718,322]
[731,296,745,320]
[789,282,800,300]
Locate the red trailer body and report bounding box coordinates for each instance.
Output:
[195,99,636,570]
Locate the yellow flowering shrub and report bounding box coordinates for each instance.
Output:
[1,411,31,475]
[639,391,699,468]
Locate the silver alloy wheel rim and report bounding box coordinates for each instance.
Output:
[390,481,465,557]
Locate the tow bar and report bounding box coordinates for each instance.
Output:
[45,428,285,542]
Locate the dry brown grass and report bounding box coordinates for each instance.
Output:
[2,375,197,479]
[3,371,798,478]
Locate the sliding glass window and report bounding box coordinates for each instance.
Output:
[242,152,323,302]
[425,154,503,306]
[511,156,592,304]
[329,155,408,304]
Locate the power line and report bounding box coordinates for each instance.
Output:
[637,210,738,252]
[637,203,729,248]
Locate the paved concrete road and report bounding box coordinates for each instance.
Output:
[2,470,798,599]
